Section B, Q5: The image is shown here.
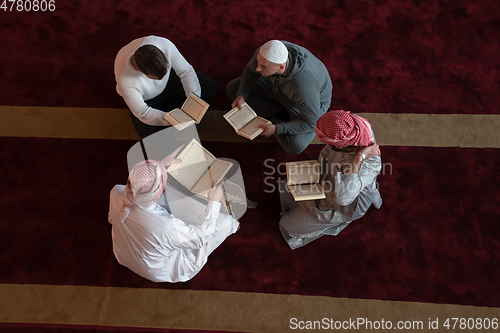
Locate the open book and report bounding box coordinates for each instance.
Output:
[223,103,272,140]
[286,160,326,201]
[167,139,233,197]
[163,93,209,130]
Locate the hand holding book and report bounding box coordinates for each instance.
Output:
[163,93,210,130]
[223,102,272,140]
[258,123,277,137]
[160,144,184,167]
[231,95,245,110]
[207,180,225,202]
[166,139,233,197]
[286,160,326,201]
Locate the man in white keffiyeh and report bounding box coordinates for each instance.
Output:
[108,147,239,283]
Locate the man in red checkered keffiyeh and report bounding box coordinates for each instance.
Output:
[315,110,374,147]
[278,109,382,250]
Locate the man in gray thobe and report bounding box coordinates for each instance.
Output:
[279,110,382,249]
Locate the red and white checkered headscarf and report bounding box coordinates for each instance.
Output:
[121,160,167,222]
[315,110,373,147]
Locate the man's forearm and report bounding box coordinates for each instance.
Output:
[275,118,316,135]
[348,154,364,174]
[237,68,261,99]
[196,201,221,235]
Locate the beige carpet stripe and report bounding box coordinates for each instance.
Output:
[356,112,500,148]
[0,284,499,332]
[1,106,499,148]
[0,106,140,140]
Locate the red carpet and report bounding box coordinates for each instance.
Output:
[1,0,498,114]
[0,137,499,307]
[2,1,499,332]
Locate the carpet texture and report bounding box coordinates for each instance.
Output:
[0,137,498,307]
[1,1,499,331]
[1,0,499,114]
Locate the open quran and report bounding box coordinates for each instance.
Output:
[166,139,233,197]
[223,103,272,140]
[286,160,326,201]
[163,93,209,130]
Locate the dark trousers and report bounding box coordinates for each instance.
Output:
[129,70,217,139]
[226,76,316,154]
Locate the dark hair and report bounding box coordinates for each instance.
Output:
[132,45,168,79]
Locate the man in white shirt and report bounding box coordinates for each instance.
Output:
[108,148,239,283]
[115,36,217,138]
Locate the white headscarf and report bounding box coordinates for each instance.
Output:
[120,160,167,222]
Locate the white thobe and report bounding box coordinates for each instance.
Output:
[108,185,239,283]
[114,36,201,126]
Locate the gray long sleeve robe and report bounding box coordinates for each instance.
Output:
[279,145,383,249]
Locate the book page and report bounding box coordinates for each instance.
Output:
[167,109,195,125]
[168,140,215,190]
[227,104,257,130]
[239,117,269,136]
[290,183,324,197]
[202,149,216,166]
[287,161,321,186]
[182,94,208,121]
[191,159,233,195]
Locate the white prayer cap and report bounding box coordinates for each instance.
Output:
[259,40,288,64]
